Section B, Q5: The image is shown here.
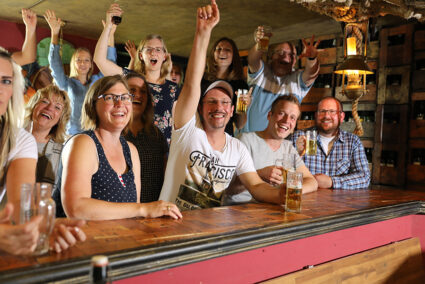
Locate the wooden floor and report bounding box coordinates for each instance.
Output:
[2,187,425,282]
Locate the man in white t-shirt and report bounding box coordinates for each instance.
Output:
[224,95,318,204]
[159,1,285,210]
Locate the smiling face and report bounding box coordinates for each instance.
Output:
[315,98,345,137]
[74,50,92,76]
[32,93,64,132]
[140,38,167,72]
[270,43,297,77]
[0,57,13,116]
[199,88,234,131]
[96,82,132,132]
[214,40,233,70]
[127,77,148,119]
[267,100,300,139]
[170,65,182,85]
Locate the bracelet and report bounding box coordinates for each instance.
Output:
[308,57,317,60]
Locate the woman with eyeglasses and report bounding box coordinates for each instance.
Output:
[94,4,180,145]
[0,47,86,255]
[52,75,181,220]
[44,10,117,135]
[202,37,249,136]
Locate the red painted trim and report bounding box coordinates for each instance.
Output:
[116,215,425,284]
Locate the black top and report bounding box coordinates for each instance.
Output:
[53,130,137,217]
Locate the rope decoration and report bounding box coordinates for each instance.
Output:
[352,98,364,136]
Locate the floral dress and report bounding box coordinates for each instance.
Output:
[148,80,180,145]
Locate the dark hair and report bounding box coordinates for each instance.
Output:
[271,94,301,115]
[124,73,158,135]
[205,37,244,81]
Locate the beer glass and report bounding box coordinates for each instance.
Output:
[235,89,250,114]
[255,25,272,52]
[20,183,56,255]
[306,130,317,156]
[285,171,303,213]
[275,154,296,185]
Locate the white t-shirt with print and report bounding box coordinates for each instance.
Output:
[159,115,256,210]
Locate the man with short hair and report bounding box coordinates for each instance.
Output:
[292,97,370,190]
[159,1,285,210]
[224,95,318,204]
[241,28,320,133]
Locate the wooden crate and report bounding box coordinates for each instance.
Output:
[302,65,334,103]
[410,92,425,138]
[340,103,376,138]
[412,51,425,91]
[380,24,414,67]
[297,104,317,130]
[414,30,425,51]
[301,34,340,67]
[335,61,377,102]
[377,65,411,104]
[407,139,425,187]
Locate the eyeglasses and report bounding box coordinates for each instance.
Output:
[142,47,165,54]
[317,109,341,116]
[97,93,134,105]
[273,50,295,57]
[203,99,232,106]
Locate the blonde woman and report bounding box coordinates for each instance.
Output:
[24,85,71,186]
[0,47,85,255]
[44,10,116,135]
[94,4,180,144]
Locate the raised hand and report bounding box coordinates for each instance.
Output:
[22,8,37,31]
[44,10,63,35]
[299,35,320,59]
[196,0,219,33]
[106,3,123,27]
[124,40,137,60]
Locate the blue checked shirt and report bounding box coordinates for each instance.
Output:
[291,128,370,190]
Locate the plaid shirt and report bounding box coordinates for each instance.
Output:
[291,128,370,190]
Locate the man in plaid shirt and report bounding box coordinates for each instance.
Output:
[291,97,370,189]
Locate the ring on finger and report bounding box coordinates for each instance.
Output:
[167,205,171,211]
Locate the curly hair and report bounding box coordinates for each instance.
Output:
[205,37,245,82]
[24,84,71,143]
[134,35,171,82]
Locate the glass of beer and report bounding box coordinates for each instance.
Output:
[285,171,303,213]
[255,25,272,52]
[236,89,249,114]
[275,154,296,185]
[306,130,317,156]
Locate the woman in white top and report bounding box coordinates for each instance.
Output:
[0,47,85,255]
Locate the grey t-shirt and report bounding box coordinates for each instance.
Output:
[223,132,304,205]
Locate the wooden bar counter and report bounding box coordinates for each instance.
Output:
[2,187,425,283]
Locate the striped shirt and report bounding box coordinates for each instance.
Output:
[291,128,370,190]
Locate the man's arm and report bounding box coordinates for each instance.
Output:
[297,164,318,193]
[238,172,285,205]
[299,35,320,87]
[174,0,219,129]
[12,9,37,66]
[247,26,265,74]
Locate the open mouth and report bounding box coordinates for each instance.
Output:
[278,125,289,131]
[41,112,52,120]
[112,111,126,117]
[133,100,142,105]
[150,59,158,65]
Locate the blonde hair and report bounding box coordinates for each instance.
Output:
[0,47,25,182]
[69,47,93,83]
[81,75,131,134]
[24,85,71,144]
[134,35,171,82]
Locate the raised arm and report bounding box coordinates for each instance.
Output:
[12,9,37,66]
[247,26,267,74]
[93,3,123,76]
[299,35,320,87]
[174,0,219,129]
